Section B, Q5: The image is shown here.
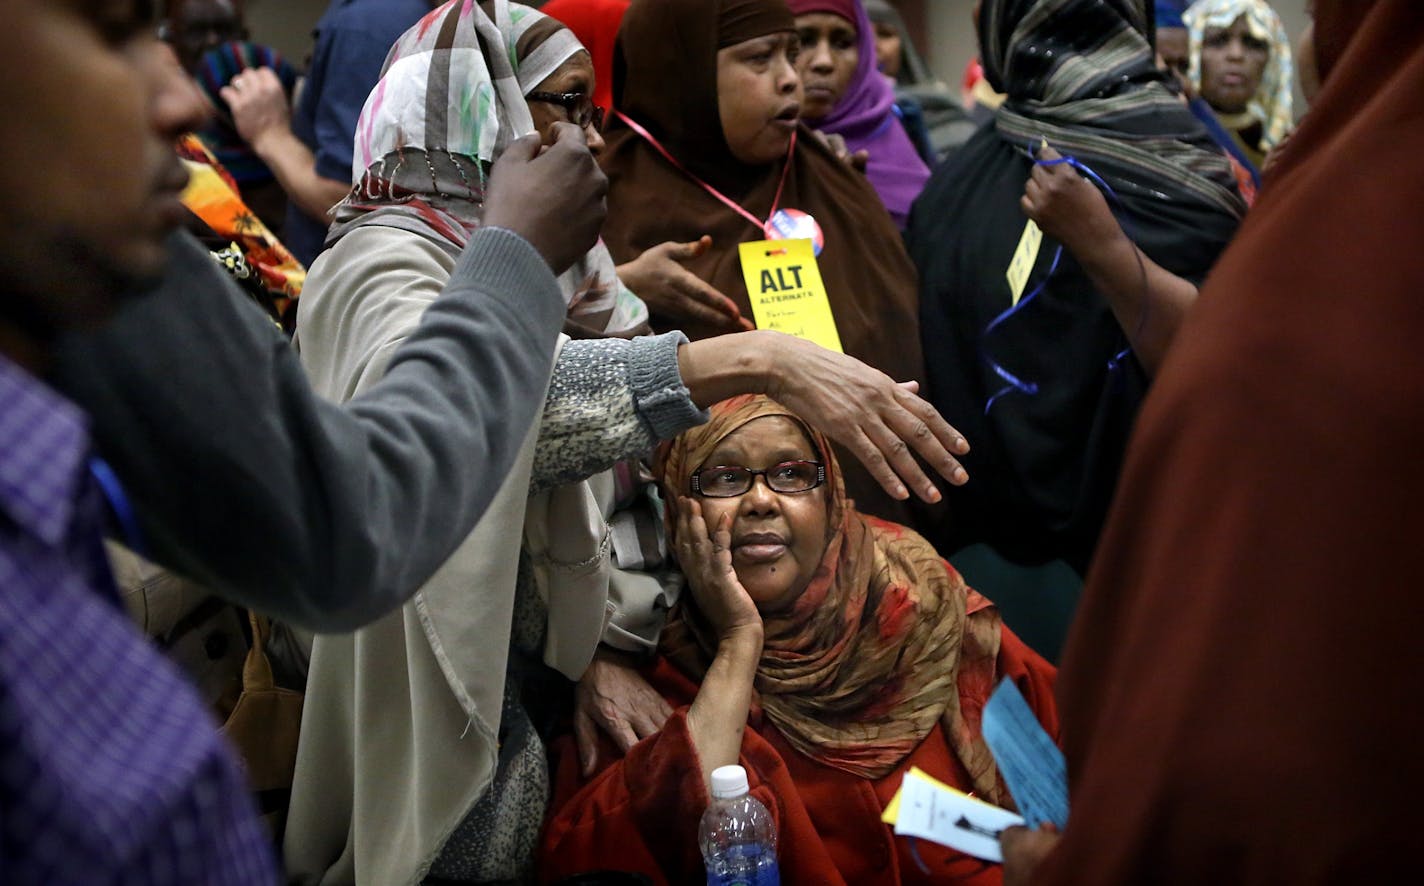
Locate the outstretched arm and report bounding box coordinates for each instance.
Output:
[49,128,609,631]
[678,331,972,503]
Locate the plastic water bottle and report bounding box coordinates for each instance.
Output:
[698,765,780,886]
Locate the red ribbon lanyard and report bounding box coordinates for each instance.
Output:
[614,110,795,235]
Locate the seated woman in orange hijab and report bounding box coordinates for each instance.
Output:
[541,396,1059,885]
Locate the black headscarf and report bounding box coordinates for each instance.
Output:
[906,0,1243,572]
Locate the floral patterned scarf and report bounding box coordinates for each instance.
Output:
[657,396,1008,801]
[175,134,305,327]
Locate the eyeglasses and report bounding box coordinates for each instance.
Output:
[691,461,825,498]
[527,91,606,130]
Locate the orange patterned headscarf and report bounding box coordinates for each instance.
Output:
[658,396,1007,800]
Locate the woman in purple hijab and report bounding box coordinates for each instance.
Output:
[790,0,930,228]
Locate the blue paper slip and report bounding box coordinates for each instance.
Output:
[982,679,1069,830]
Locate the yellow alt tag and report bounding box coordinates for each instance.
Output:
[739,238,843,353]
[1005,219,1043,307]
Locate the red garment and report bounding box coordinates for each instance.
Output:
[1035,1,1424,882]
[541,625,1058,885]
[1226,153,1258,207]
[541,0,630,112]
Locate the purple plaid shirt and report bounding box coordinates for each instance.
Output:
[0,354,278,884]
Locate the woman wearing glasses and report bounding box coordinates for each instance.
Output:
[287,3,970,883]
[542,395,1059,885]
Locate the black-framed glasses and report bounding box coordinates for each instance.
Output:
[527,91,606,130]
[691,461,825,498]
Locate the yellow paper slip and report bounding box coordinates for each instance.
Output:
[1005,218,1043,307]
[739,238,844,353]
[887,767,1025,863]
[882,766,999,825]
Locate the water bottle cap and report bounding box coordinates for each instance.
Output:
[710,765,750,799]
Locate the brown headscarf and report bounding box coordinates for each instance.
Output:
[600,0,923,380]
[657,396,1007,801]
[1038,2,1424,882]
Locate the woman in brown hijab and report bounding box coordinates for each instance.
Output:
[1002,2,1424,882]
[601,0,927,521]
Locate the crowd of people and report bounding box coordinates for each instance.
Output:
[2,0,1419,884]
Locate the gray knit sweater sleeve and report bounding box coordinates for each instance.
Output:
[49,227,565,631]
[531,332,708,494]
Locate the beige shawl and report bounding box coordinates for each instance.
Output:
[285,226,611,885]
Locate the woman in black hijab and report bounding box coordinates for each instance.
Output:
[906,0,1245,574]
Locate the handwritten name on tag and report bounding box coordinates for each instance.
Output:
[1005,219,1044,307]
[739,238,843,353]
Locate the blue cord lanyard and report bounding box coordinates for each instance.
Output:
[981,141,1145,414]
[88,456,146,558]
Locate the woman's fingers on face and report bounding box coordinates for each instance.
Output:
[712,514,735,566]
[687,500,712,558]
[676,498,695,562]
[713,511,731,543]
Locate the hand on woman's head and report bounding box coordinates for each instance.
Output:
[717,32,802,165]
[687,415,831,614]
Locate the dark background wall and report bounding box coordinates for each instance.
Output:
[243,0,1310,107]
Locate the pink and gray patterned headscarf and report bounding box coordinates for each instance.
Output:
[329,0,649,337]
